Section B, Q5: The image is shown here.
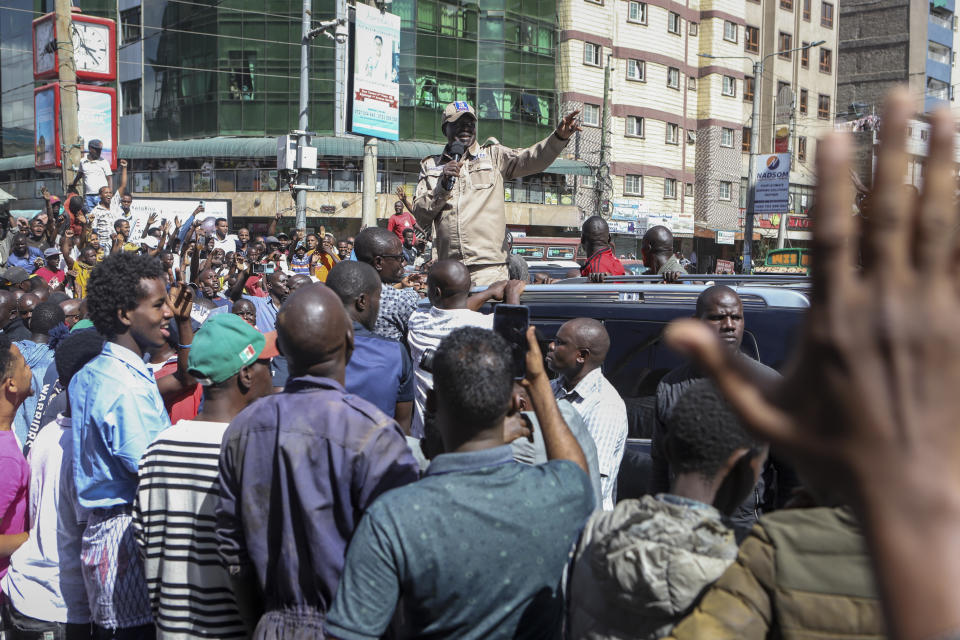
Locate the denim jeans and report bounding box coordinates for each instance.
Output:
[83,194,99,214]
[1,598,92,640]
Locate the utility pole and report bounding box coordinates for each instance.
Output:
[55,0,80,194]
[295,0,312,235]
[594,55,612,217]
[776,93,796,249]
[361,136,378,229]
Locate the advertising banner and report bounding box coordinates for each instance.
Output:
[753,153,790,214]
[34,85,57,169]
[351,3,400,140]
[78,86,117,170]
[716,230,735,244]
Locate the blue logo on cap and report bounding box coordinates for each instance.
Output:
[454,101,469,111]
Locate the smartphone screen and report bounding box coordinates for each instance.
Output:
[493,304,530,380]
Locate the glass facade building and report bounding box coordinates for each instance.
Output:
[127,0,558,146]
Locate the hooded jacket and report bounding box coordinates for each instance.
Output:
[565,494,738,640]
[663,506,884,640]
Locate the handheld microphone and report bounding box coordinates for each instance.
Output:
[442,141,466,190]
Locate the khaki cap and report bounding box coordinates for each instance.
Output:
[442,101,477,125]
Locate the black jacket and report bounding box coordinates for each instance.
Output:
[4,318,32,342]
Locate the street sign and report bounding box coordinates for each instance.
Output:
[753,153,791,214]
[350,4,400,140]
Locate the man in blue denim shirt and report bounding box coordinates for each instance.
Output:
[216,283,419,639]
[70,253,193,637]
[325,326,595,640]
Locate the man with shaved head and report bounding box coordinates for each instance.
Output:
[651,285,781,528]
[0,290,30,341]
[406,259,525,437]
[17,293,38,331]
[580,215,626,278]
[326,261,415,433]
[547,318,627,510]
[355,227,420,342]
[216,283,419,638]
[59,298,82,329]
[641,225,685,282]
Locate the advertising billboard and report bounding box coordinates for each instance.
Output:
[78,85,117,170]
[351,3,400,140]
[753,153,791,214]
[34,84,58,170]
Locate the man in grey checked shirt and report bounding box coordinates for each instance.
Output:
[546,318,627,510]
[355,228,420,342]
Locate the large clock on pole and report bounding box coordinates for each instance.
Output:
[33,12,116,82]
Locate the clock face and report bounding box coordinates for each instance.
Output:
[72,21,111,75]
[34,19,56,75]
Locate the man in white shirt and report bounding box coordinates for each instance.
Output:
[75,139,112,213]
[91,159,143,243]
[133,313,276,639]
[406,259,524,437]
[546,318,627,510]
[212,217,239,254]
[1,329,105,637]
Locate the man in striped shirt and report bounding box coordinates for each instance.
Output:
[133,313,277,638]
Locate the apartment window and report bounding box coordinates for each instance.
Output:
[667,67,680,88]
[121,79,141,115]
[666,123,680,144]
[685,183,694,196]
[800,88,808,114]
[627,59,646,81]
[778,32,792,58]
[742,126,752,152]
[719,181,733,201]
[821,2,834,27]
[583,103,601,126]
[688,76,697,91]
[722,75,736,96]
[687,130,696,144]
[929,41,951,65]
[781,0,793,10]
[745,26,760,53]
[624,174,644,196]
[626,115,645,137]
[689,22,699,36]
[668,12,682,34]
[802,0,811,19]
[584,42,602,66]
[721,127,734,147]
[585,0,603,4]
[798,136,808,162]
[744,75,755,101]
[777,80,790,97]
[628,1,648,23]
[818,93,830,119]
[820,48,832,74]
[801,41,809,68]
[581,174,597,188]
[664,178,678,199]
[120,7,141,44]
[724,21,738,43]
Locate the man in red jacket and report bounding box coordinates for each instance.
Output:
[580,215,625,278]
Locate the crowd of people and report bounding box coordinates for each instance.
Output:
[2,91,960,640]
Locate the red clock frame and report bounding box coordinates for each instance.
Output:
[33,13,117,82]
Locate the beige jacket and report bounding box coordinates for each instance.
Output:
[413,133,568,266]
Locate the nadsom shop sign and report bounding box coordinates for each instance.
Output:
[753,153,790,214]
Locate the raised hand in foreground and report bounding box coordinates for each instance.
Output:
[665,89,960,640]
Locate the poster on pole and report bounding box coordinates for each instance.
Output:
[34,85,58,170]
[351,3,400,140]
[753,153,791,214]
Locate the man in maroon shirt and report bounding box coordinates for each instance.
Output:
[579,215,625,278]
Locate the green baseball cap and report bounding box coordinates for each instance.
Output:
[188,313,279,385]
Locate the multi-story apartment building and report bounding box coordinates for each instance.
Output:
[557,0,751,258]
[838,0,956,117]
[740,0,839,249]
